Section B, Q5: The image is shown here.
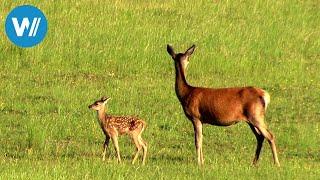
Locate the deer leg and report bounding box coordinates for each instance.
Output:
[111,136,121,163]
[200,144,204,164]
[254,123,280,166]
[131,135,142,165]
[248,123,264,165]
[193,119,204,166]
[138,135,147,165]
[102,136,110,161]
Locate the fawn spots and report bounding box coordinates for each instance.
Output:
[106,116,143,133]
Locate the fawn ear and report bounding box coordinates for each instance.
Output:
[101,96,108,101]
[101,96,110,102]
[167,44,176,59]
[103,97,111,104]
[185,45,196,56]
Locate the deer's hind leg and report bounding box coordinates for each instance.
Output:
[138,134,147,165]
[247,101,280,166]
[248,123,264,165]
[250,117,280,166]
[131,124,147,165]
[131,133,142,165]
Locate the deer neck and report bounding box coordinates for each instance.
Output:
[175,62,192,102]
[97,106,108,125]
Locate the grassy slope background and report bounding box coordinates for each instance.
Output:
[0,0,319,179]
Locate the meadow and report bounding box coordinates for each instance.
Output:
[0,0,319,179]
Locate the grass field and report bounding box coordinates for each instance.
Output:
[1,0,319,179]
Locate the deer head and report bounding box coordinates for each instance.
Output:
[167,44,196,71]
[88,96,111,111]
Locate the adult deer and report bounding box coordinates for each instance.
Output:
[166,44,280,166]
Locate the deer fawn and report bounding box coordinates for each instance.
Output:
[166,44,280,166]
[88,96,147,165]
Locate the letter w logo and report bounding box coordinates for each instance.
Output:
[11,17,41,37]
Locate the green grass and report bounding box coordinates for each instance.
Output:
[1,0,319,179]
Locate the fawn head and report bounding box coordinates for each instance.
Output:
[167,44,196,71]
[88,96,111,111]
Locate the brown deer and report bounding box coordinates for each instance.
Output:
[166,44,280,166]
[88,96,147,165]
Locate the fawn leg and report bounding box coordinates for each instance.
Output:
[102,136,110,161]
[138,136,147,165]
[111,136,121,163]
[131,135,142,165]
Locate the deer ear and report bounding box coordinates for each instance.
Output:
[101,96,108,101]
[167,44,176,59]
[185,45,196,56]
[101,96,110,101]
[102,97,111,105]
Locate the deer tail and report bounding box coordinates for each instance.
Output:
[261,90,270,111]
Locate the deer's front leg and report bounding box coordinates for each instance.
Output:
[102,136,110,161]
[111,135,121,163]
[193,119,204,166]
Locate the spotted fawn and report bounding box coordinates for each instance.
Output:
[88,96,147,165]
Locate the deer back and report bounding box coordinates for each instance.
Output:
[106,116,144,135]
